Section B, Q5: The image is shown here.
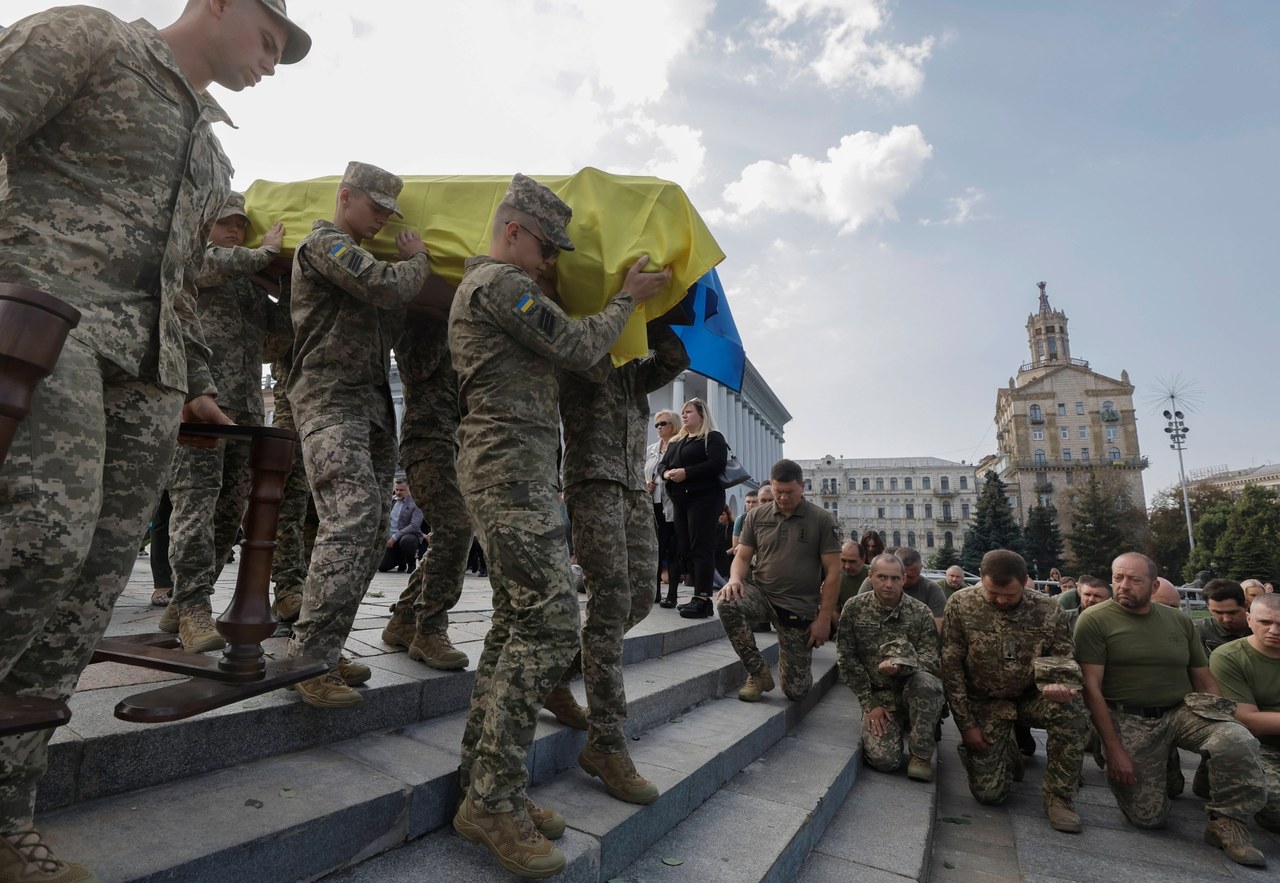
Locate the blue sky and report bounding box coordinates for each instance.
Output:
[9,0,1276,505]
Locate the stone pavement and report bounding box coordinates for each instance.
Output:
[929,720,1279,882]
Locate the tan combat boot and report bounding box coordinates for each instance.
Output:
[579,745,659,804]
[907,754,934,783]
[380,604,416,648]
[157,601,180,633]
[737,667,776,702]
[178,605,226,653]
[1044,796,1082,833]
[408,633,469,670]
[290,672,363,709]
[273,591,302,623]
[0,827,99,883]
[544,686,588,730]
[453,794,566,879]
[1205,812,1266,867]
[525,798,565,840]
[335,656,371,687]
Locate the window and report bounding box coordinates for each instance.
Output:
[1034,449,1047,466]
[890,477,898,490]
[1109,448,1122,461]
[832,501,838,514]
[1075,402,1085,414]
[925,504,933,519]
[961,503,970,520]
[1060,427,1069,439]
[926,531,935,548]
[1079,426,1087,439]
[1081,447,1090,461]
[892,530,901,546]
[942,503,953,521]
[1029,404,1042,422]
[904,477,913,490]
[905,504,915,519]
[907,531,916,548]
[848,479,856,491]
[1106,426,1119,440]
[862,478,870,490]
[1063,449,1072,461]
[1039,494,1052,507]
[1057,403,1066,417]
[877,507,886,518]
[922,477,931,490]
[944,531,953,546]
[1065,471,1074,485]
[823,501,829,509]
[879,530,887,543]
[959,476,968,490]
[941,476,950,491]
[805,479,812,491]
[876,478,884,490]
[1032,429,1044,440]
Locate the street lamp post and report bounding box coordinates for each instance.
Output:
[1163,409,1194,550]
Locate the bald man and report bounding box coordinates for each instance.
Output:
[1153,577,1183,609]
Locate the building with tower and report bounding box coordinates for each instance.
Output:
[983,282,1147,532]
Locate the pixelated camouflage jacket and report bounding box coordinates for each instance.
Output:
[287,220,430,436]
[940,586,1074,730]
[449,255,635,494]
[0,8,231,397]
[395,312,458,446]
[838,590,940,712]
[193,244,288,415]
[560,324,689,491]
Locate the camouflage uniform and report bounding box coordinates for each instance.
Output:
[554,325,690,752]
[451,176,636,812]
[941,586,1089,805]
[168,203,286,611]
[718,582,818,701]
[388,314,471,638]
[837,592,944,771]
[0,8,231,833]
[285,164,431,667]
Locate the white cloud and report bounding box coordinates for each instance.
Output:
[755,0,935,97]
[920,186,988,226]
[709,125,932,234]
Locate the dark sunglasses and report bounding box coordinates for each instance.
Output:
[518,224,558,260]
[655,420,671,427]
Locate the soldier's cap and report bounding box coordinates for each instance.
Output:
[216,192,249,223]
[1032,656,1083,690]
[879,636,918,669]
[341,161,405,218]
[500,173,575,252]
[257,0,312,65]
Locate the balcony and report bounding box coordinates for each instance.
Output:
[933,488,956,497]
[1007,457,1148,471]
[1018,357,1090,373]
[1034,481,1054,493]
[1101,409,1121,422]
[936,517,959,526]
[1028,415,1045,425]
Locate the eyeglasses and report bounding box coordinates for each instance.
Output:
[654,420,671,427]
[518,224,558,261]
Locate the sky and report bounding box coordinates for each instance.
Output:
[9,0,1278,506]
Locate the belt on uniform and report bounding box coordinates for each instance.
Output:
[1105,700,1176,719]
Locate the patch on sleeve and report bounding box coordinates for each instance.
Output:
[329,241,370,277]
[513,292,560,339]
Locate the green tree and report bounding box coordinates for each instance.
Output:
[961,470,1025,571]
[1146,483,1230,582]
[927,539,959,570]
[1024,504,1065,578]
[1185,499,1236,581]
[1065,468,1145,577]
[1220,485,1280,583]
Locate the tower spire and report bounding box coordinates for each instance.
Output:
[1024,281,1071,370]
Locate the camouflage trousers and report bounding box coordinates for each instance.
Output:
[862,672,946,772]
[268,384,310,601]
[957,692,1089,805]
[555,482,656,752]
[1103,703,1265,827]
[0,339,181,831]
[286,418,395,665]
[1261,744,1280,814]
[390,433,471,637]
[717,581,814,701]
[459,481,580,813]
[166,407,259,609]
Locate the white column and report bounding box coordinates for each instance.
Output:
[705,378,720,442]
[672,372,686,412]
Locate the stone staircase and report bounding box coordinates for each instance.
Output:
[36,586,941,882]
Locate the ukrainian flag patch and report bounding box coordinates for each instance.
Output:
[516,294,536,314]
[329,240,367,276]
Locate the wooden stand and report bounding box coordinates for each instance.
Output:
[0,284,81,737]
[92,424,328,722]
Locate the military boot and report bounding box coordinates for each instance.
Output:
[907,754,934,783]
[737,667,775,702]
[335,656,371,687]
[579,745,659,804]
[1205,812,1266,867]
[0,827,99,883]
[290,672,363,709]
[525,798,566,840]
[544,686,588,730]
[408,633,469,670]
[380,604,416,648]
[1044,796,1082,833]
[453,794,566,879]
[178,605,226,653]
[157,601,180,633]
[273,591,302,623]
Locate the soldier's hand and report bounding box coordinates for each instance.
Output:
[396,231,429,259]
[263,221,285,250]
[1042,684,1078,704]
[961,725,992,753]
[866,706,894,737]
[806,615,831,649]
[877,660,902,676]
[178,395,235,448]
[1106,746,1137,787]
[622,256,671,304]
[717,578,746,602]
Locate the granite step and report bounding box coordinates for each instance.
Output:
[39,612,728,815]
[37,628,781,883]
[321,648,842,883]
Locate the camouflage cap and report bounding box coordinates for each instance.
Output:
[257,0,312,65]
[879,636,918,670]
[341,161,405,218]
[1033,656,1083,691]
[216,192,249,223]
[500,173,575,251]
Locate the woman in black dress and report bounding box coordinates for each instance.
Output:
[660,397,727,619]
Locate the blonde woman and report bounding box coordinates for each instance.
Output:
[660,397,728,618]
[645,409,680,607]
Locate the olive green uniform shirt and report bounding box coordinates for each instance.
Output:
[1210,639,1280,750]
[739,499,840,620]
[1074,599,1206,708]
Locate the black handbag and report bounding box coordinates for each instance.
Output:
[720,447,751,489]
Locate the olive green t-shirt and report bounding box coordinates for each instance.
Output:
[1209,639,1280,750]
[740,499,839,619]
[1074,599,1207,707]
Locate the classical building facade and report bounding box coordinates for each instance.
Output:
[986,282,1148,527]
[793,455,979,552]
[1191,463,1280,495]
